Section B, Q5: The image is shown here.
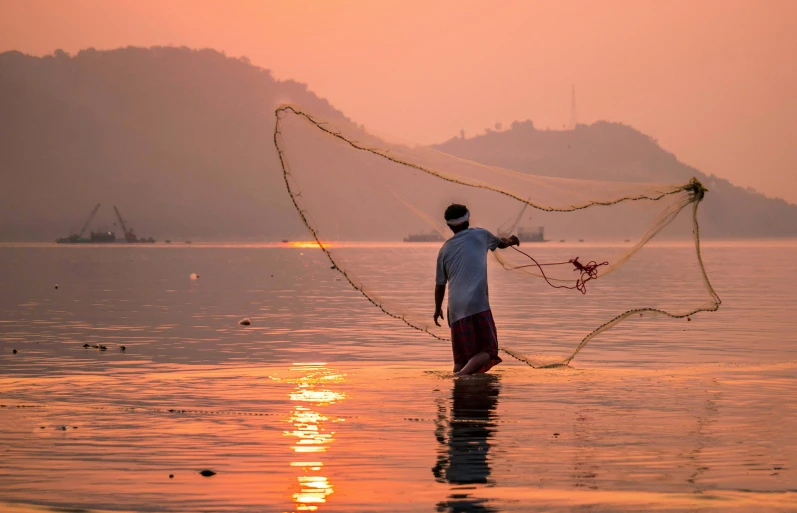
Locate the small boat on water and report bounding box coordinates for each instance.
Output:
[516,226,547,243]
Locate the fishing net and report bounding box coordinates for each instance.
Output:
[273,105,721,367]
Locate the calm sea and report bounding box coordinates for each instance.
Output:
[0,242,795,512]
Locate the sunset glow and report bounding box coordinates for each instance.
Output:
[1,1,795,202]
[0,2,795,512]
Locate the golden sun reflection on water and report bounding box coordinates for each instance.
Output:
[283,363,346,512]
[287,241,326,249]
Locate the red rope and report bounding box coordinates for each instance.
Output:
[507,246,608,294]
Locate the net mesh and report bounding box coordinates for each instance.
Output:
[273,105,721,367]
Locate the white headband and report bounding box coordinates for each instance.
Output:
[446,211,470,226]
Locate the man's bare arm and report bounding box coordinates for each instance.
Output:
[434,284,446,327]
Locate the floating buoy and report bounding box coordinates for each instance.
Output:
[238,318,251,326]
[54,284,59,290]
[190,273,200,280]
[199,469,216,477]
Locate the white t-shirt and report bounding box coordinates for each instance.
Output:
[435,227,502,325]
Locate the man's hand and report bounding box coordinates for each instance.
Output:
[499,235,520,248]
[434,308,444,327]
[434,284,446,327]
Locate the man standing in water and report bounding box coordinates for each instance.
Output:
[434,204,520,375]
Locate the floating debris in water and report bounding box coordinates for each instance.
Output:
[553,432,560,437]
[99,345,107,351]
[238,318,251,326]
[54,284,59,290]
[120,345,126,351]
[12,349,17,354]
[60,426,67,431]
[199,469,216,477]
[330,265,337,270]
[169,474,174,479]
[190,273,200,280]
[83,344,90,348]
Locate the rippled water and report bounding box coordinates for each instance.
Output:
[0,242,795,512]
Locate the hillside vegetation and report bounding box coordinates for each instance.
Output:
[436,120,797,238]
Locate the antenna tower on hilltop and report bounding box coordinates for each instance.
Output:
[569,84,578,130]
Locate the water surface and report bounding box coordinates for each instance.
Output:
[0,242,795,512]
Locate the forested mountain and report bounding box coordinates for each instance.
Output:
[1,46,794,240]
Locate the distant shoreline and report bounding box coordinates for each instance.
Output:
[2,239,796,249]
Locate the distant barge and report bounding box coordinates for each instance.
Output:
[56,204,156,243]
[402,226,548,243]
[516,226,547,243]
[403,231,444,242]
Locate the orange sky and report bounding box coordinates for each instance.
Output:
[2,0,796,202]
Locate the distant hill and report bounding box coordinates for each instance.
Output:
[0,46,343,241]
[1,46,795,241]
[435,121,797,238]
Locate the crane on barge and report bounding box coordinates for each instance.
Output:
[56,203,102,243]
[114,206,155,243]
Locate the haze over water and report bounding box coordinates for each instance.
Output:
[1,242,795,512]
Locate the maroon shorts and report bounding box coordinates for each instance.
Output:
[450,310,502,373]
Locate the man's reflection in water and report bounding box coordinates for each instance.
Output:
[433,375,500,513]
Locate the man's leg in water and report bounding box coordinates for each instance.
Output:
[453,363,463,373]
[456,351,491,375]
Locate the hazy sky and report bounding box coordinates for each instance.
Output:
[2,0,795,202]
